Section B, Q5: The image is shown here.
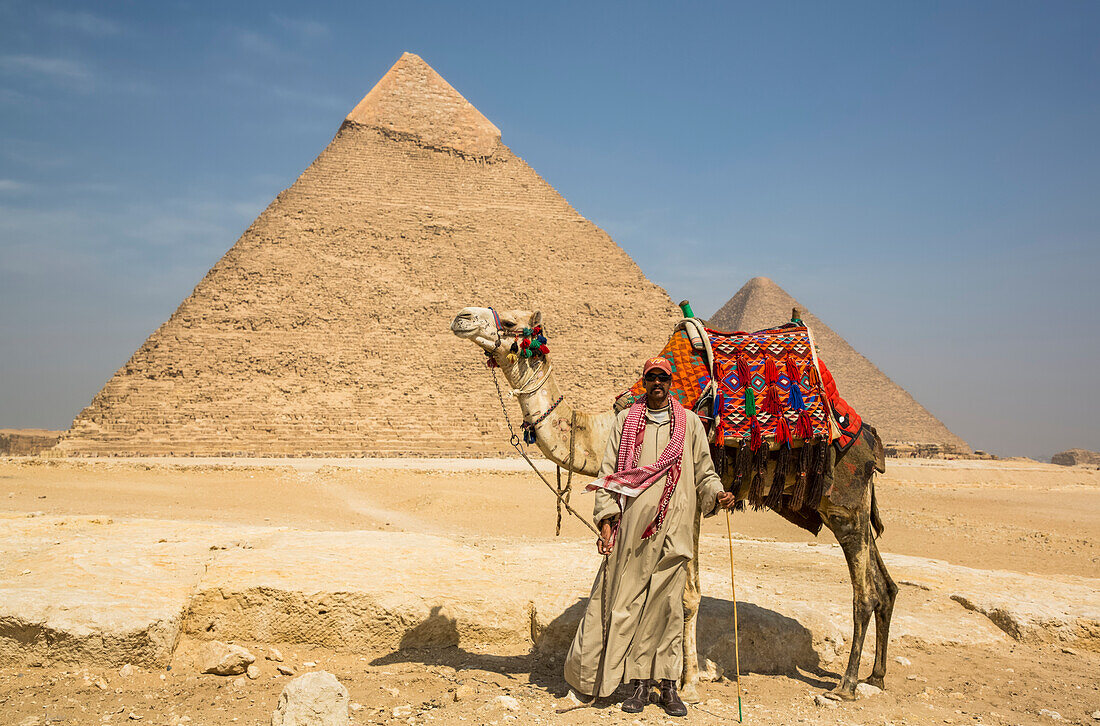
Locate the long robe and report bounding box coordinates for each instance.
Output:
[564,405,723,697]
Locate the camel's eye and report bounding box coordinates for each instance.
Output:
[501,320,516,330]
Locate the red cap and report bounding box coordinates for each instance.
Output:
[642,357,672,376]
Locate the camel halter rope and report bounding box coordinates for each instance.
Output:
[482,309,597,538]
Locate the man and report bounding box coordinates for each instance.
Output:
[564,357,735,716]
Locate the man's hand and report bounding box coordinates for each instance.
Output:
[597,520,614,555]
[716,491,737,510]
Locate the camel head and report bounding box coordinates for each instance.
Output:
[450,307,544,360]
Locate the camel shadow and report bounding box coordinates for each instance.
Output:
[370,597,838,696]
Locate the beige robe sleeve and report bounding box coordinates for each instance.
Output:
[592,410,626,527]
[690,412,725,517]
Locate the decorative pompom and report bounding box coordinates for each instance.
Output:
[745,387,756,417]
[789,380,805,411]
[507,353,517,363]
[510,341,519,353]
[795,410,815,439]
[522,327,533,336]
[538,344,549,355]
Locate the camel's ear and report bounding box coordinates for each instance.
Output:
[530,310,542,328]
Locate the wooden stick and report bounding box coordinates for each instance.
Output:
[725,509,744,722]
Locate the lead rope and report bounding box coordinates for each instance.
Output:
[486,363,598,536]
[554,411,577,536]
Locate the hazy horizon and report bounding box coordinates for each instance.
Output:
[2,2,1098,460]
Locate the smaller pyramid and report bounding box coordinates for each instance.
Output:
[346,52,501,157]
[708,277,969,452]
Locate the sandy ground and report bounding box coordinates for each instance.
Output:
[1,456,1098,725]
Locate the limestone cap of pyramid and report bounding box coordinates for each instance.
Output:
[346,52,501,157]
[708,276,971,451]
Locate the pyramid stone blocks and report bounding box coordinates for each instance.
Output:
[57,53,679,456]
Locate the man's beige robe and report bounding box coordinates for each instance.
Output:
[564,405,724,697]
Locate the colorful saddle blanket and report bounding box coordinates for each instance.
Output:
[618,321,864,453]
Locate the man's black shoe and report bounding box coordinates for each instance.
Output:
[621,679,649,713]
[658,679,688,717]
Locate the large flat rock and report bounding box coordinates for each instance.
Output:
[2,515,1096,672]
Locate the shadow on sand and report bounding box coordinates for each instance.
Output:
[370,596,841,698]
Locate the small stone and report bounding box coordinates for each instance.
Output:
[232,677,246,688]
[350,703,363,712]
[894,656,911,666]
[271,672,349,725]
[392,705,412,717]
[302,661,317,668]
[128,713,141,721]
[94,678,108,690]
[276,665,295,676]
[198,641,255,676]
[1090,710,1100,720]
[246,665,259,680]
[20,569,31,576]
[1039,710,1063,721]
[27,511,44,518]
[453,684,475,702]
[855,682,882,698]
[813,694,838,708]
[266,648,284,663]
[384,687,400,698]
[1061,647,1079,655]
[118,664,134,678]
[495,695,520,711]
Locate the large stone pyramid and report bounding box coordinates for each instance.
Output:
[707,277,969,453]
[57,53,679,456]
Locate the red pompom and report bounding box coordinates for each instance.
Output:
[538,344,549,355]
[776,416,792,445]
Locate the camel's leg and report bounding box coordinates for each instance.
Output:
[824,509,875,700]
[865,537,898,690]
[679,509,703,703]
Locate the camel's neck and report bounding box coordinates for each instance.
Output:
[500,355,614,477]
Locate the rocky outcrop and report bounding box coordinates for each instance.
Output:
[2,515,1097,671]
[271,671,349,726]
[1051,449,1100,466]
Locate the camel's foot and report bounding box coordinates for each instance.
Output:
[678,680,701,704]
[824,684,858,702]
[864,675,885,691]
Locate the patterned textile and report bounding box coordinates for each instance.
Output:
[586,399,687,541]
[818,359,863,453]
[620,322,840,449]
[621,329,712,411]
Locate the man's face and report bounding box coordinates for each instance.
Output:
[644,370,671,408]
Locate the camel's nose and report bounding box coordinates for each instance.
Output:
[451,311,478,334]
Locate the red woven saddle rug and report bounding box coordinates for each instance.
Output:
[616,320,865,515]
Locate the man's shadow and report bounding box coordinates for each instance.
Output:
[370,597,839,696]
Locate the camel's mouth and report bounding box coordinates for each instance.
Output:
[450,312,481,337]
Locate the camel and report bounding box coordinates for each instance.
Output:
[450,306,897,701]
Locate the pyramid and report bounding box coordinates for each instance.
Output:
[707,277,969,453]
[57,53,680,456]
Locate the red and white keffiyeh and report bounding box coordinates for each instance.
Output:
[587,399,686,542]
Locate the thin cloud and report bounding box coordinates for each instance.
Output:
[0,55,92,83]
[236,30,280,58]
[272,15,329,40]
[0,179,28,192]
[46,10,122,36]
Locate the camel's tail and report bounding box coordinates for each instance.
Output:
[866,424,886,538]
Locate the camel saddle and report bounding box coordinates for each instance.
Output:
[616,318,864,455]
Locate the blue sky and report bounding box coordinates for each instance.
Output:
[1,1,1097,458]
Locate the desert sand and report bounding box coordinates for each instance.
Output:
[0,455,1097,725]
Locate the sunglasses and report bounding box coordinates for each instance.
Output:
[644,371,672,383]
